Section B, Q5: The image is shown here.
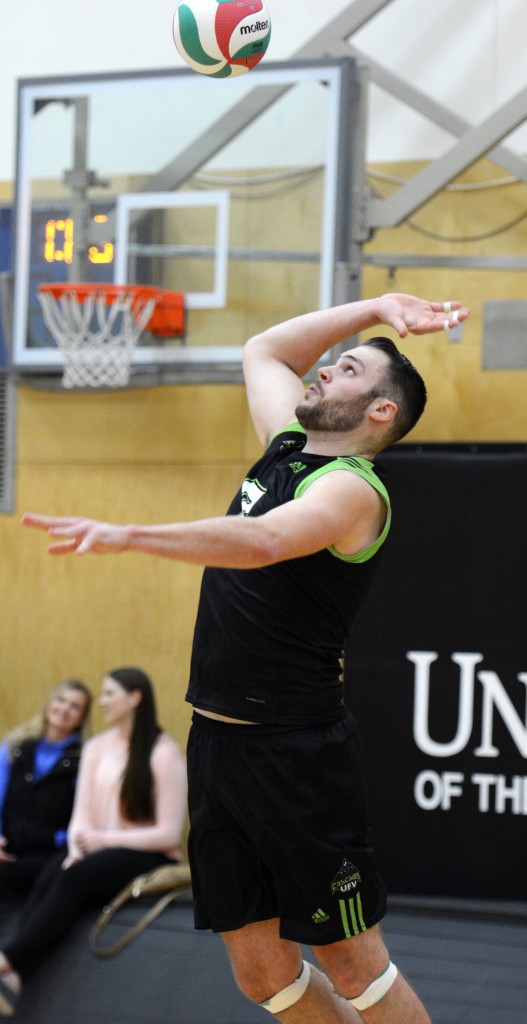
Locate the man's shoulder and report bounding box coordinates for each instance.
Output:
[269,420,306,441]
[295,456,389,500]
[261,420,306,454]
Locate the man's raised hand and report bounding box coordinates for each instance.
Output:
[376,293,470,338]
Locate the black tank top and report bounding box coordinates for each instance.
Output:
[186,425,391,725]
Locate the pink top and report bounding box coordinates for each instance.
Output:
[67,728,187,862]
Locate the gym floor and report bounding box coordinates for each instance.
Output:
[1,893,526,1024]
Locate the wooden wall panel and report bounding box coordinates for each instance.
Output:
[2,154,527,744]
[1,384,260,749]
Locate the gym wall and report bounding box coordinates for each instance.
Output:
[1,155,526,766]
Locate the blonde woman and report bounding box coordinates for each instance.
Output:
[0,679,92,899]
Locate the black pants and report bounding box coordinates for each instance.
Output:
[0,853,56,901]
[4,847,171,979]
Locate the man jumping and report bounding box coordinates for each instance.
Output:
[21,292,469,1024]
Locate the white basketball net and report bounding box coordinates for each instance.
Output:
[38,287,156,388]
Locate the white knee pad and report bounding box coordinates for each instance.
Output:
[259,960,311,1014]
[349,961,398,1011]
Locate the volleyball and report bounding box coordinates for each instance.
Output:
[173,0,271,78]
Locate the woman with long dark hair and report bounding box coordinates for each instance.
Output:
[0,667,187,1016]
[0,679,92,899]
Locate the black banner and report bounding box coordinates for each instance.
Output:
[345,445,527,901]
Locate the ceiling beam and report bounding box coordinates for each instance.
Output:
[351,45,527,185]
[369,84,527,227]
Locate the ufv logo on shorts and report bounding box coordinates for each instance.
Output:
[331,858,366,938]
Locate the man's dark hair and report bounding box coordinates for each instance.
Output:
[363,336,428,445]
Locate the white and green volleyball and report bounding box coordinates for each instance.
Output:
[173,0,271,78]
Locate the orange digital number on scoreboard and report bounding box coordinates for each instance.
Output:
[44,218,74,264]
[44,215,114,265]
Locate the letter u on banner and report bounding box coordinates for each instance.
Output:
[408,651,484,757]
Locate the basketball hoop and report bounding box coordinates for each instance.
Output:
[37,283,185,389]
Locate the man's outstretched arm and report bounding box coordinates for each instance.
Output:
[242,292,469,445]
[21,466,383,567]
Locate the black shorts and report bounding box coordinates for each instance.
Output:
[187,710,387,945]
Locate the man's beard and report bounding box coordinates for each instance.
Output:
[295,389,377,433]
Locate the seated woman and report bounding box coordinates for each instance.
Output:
[0,667,187,1017]
[0,679,92,900]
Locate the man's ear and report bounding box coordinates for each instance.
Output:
[369,398,398,424]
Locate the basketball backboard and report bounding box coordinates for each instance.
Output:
[11,59,362,381]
